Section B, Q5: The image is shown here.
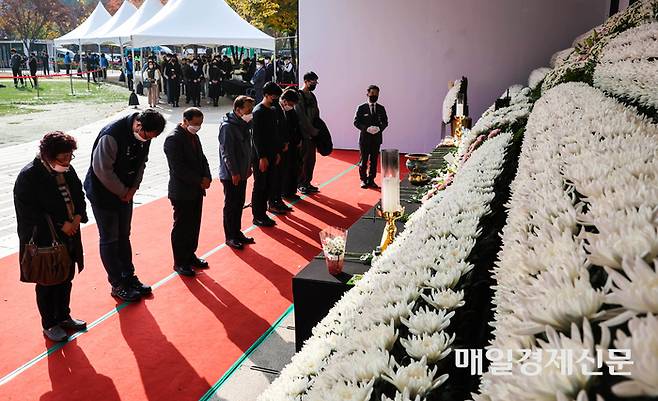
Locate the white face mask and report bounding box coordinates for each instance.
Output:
[50,163,69,173]
[134,130,148,142]
[283,104,294,112]
[241,113,253,123]
[187,125,201,134]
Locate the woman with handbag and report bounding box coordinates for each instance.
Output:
[142,60,161,108]
[14,131,88,342]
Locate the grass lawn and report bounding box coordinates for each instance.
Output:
[0,78,127,116]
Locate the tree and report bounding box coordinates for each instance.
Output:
[0,0,68,53]
[104,0,124,14]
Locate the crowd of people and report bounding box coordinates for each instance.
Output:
[13,71,330,342]
[9,48,52,88]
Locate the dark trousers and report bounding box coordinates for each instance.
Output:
[281,145,300,195]
[269,153,286,204]
[222,180,247,240]
[359,137,380,182]
[43,65,49,75]
[64,64,71,75]
[168,79,181,104]
[12,68,23,86]
[251,162,275,220]
[299,138,317,187]
[127,74,134,91]
[35,267,74,329]
[170,197,203,266]
[91,203,135,287]
[190,82,201,106]
[162,77,168,95]
[29,69,37,88]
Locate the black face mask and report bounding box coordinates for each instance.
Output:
[308,83,317,91]
[369,95,379,103]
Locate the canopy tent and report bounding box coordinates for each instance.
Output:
[54,2,111,46]
[129,0,275,50]
[85,0,137,45]
[109,0,164,46]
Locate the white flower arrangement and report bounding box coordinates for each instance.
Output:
[258,131,515,401]
[442,78,462,124]
[474,82,658,401]
[593,22,658,111]
[321,236,345,256]
[528,67,551,90]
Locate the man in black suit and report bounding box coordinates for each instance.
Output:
[271,89,300,210]
[10,48,24,88]
[164,108,212,277]
[251,82,283,227]
[188,59,204,107]
[354,85,388,188]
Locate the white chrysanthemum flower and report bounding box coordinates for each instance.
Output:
[329,349,393,382]
[421,289,466,310]
[304,379,374,401]
[528,67,552,90]
[442,79,462,123]
[383,356,449,398]
[381,389,422,401]
[611,313,658,397]
[400,331,455,363]
[348,321,398,352]
[401,307,454,336]
[605,257,658,314]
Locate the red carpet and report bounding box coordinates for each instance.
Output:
[0,150,383,401]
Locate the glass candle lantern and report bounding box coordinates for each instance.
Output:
[380,149,401,213]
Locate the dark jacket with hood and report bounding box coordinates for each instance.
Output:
[218,112,252,181]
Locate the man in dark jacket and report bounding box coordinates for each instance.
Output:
[251,82,284,226]
[219,95,256,249]
[164,108,211,277]
[10,48,24,88]
[188,59,204,107]
[208,59,222,107]
[354,85,389,188]
[28,52,38,88]
[84,110,166,302]
[264,57,274,83]
[250,59,266,104]
[165,56,182,107]
[272,89,300,207]
[295,71,321,194]
[181,58,191,102]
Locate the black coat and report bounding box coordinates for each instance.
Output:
[164,124,212,200]
[354,103,389,146]
[188,66,204,83]
[165,62,182,82]
[14,158,88,281]
[273,102,301,147]
[252,103,281,161]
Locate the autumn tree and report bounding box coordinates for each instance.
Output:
[0,0,68,53]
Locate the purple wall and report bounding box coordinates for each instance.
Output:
[299,0,609,152]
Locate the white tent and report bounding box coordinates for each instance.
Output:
[54,2,111,46]
[130,0,275,50]
[85,1,137,45]
[108,0,164,46]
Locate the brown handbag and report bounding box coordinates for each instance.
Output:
[20,215,71,286]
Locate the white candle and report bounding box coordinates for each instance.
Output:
[381,176,400,213]
[456,103,464,116]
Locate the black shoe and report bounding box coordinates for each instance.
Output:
[361,181,369,189]
[43,325,68,342]
[127,275,152,295]
[225,239,244,250]
[191,257,209,269]
[298,186,312,195]
[174,265,196,277]
[59,317,87,331]
[268,205,288,215]
[283,193,302,201]
[111,285,142,302]
[253,217,276,227]
[238,234,255,244]
[274,202,293,212]
[369,181,380,189]
[307,185,320,193]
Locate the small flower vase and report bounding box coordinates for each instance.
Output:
[320,226,348,276]
[325,252,345,275]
